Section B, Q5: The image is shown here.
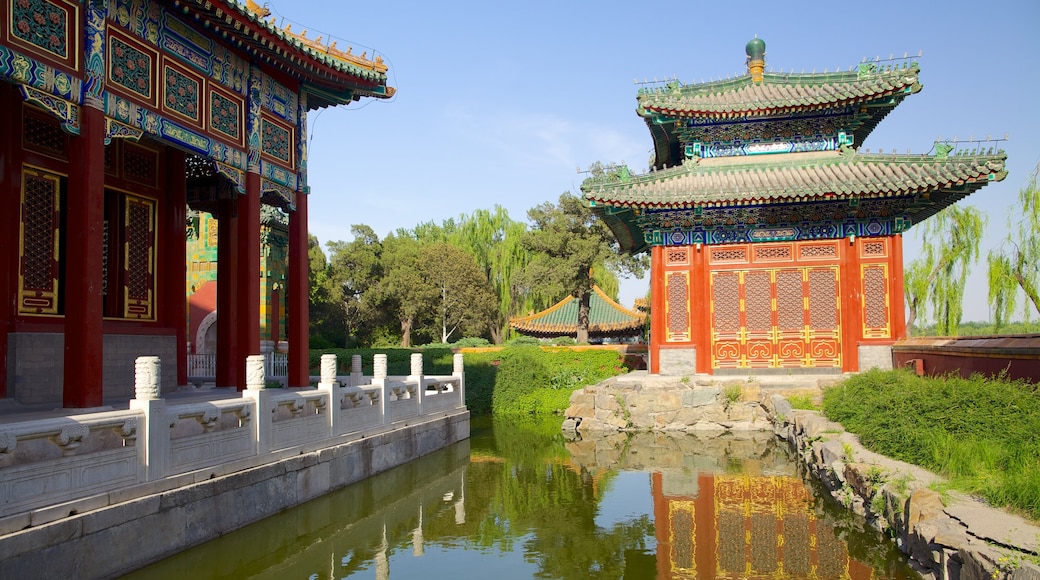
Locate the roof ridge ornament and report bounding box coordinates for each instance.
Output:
[745,36,766,84]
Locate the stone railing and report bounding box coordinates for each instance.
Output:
[0,352,465,526]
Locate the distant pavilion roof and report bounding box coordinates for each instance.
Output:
[510,286,645,338]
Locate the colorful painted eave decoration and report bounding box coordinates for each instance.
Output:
[581,149,1006,208]
[510,286,645,338]
[175,0,393,105]
[638,63,921,120]
[582,149,1007,253]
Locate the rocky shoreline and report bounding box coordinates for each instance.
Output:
[562,373,1040,580]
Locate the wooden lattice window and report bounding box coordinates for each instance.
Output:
[862,240,886,257]
[807,268,837,330]
[754,245,791,262]
[123,145,158,187]
[666,247,688,266]
[744,271,771,332]
[665,272,690,342]
[22,108,68,159]
[776,269,804,330]
[799,244,836,259]
[710,247,747,263]
[18,167,62,315]
[123,195,156,319]
[712,271,740,333]
[862,264,890,337]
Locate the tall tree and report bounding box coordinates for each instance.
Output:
[988,163,1040,328]
[325,225,385,346]
[307,234,346,346]
[904,205,986,335]
[449,206,531,344]
[418,242,497,343]
[375,233,436,347]
[520,192,647,343]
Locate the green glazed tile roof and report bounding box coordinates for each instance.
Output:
[582,149,1007,208]
[638,64,920,120]
[510,286,645,338]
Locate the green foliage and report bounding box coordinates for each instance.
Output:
[722,383,742,409]
[787,394,820,410]
[489,346,632,417]
[519,192,647,343]
[550,336,576,346]
[507,335,541,346]
[822,369,1040,520]
[988,163,1040,329]
[910,319,1040,337]
[904,205,986,335]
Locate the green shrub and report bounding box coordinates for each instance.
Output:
[507,335,541,346]
[550,336,576,346]
[822,368,1040,520]
[453,337,491,347]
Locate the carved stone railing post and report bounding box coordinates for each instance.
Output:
[409,352,425,416]
[129,356,167,481]
[350,354,363,387]
[373,354,389,426]
[243,354,273,454]
[453,353,466,410]
[318,354,342,436]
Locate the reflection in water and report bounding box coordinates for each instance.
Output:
[124,416,914,579]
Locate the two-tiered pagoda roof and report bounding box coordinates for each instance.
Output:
[583,38,1007,253]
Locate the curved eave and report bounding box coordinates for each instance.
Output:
[173,0,391,108]
[637,69,920,120]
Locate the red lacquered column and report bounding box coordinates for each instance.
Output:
[287,191,309,388]
[235,173,261,389]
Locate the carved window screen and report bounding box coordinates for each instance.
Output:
[862,264,890,337]
[18,167,62,315]
[123,195,156,319]
[666,247,689,266]
[665,272,690,342]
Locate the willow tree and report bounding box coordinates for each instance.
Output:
[449,206,531,344]
[987,164,1040,329]
[904,205,987,335]
[520,192,647,343]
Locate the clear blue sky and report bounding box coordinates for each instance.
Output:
[271,0,1040,323]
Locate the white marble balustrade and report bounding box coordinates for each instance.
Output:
[0,352,466,523]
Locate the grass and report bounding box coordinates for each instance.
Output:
[821,368,1040,521]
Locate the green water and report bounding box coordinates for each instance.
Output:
[123,416,916,579]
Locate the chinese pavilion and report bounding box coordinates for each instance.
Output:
[1,0,392,406]
[582,38,1006,375]
[509,285,645,341]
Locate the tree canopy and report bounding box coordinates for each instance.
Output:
[988,163,1040,328]
[519,192,647,343]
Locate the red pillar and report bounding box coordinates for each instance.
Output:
[235,173,261,389]
[890,234,907,340]
[163,149,188,386]
[216,200,239,389]
[649,246,664,374]
[63,106,106,407]
[0,85,16,399]
[287,191,309,387]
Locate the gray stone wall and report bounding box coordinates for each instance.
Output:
[857,344,893,371]
[7,333,177,405]
[657,347,697,376]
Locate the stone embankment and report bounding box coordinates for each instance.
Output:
[563,372,1040,580]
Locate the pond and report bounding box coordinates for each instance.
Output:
[122,416,916,579]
